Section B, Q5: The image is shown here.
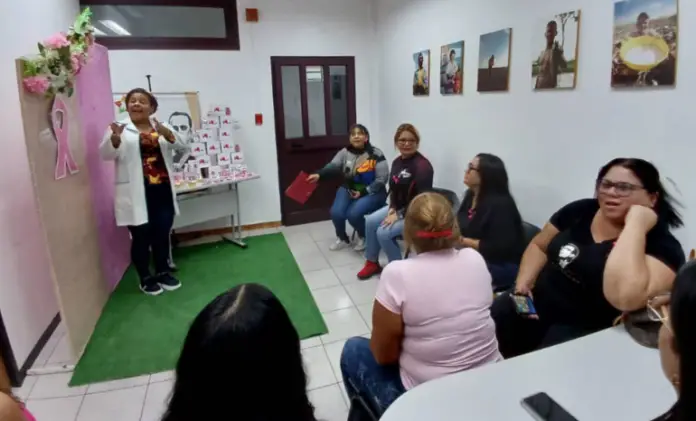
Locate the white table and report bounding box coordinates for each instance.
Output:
[381,327,675,421]
[173,173,260,248]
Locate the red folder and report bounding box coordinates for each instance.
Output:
[285,171,318,204]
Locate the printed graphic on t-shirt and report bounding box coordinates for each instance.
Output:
[558,243,579,269]
[393,168,412,183]
[140,131,169,185]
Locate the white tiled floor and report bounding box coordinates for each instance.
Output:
[17,221,378,421]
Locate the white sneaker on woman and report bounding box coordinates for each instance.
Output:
[329,239,351,251]
[353,237,366,252]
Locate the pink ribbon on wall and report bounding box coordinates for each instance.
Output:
[52,96,79,180]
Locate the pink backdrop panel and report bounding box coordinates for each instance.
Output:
[76,44,130,291]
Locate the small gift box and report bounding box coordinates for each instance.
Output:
[209,165,222,180]
[195,128,217,143]
[196,155,212,168]
[231,152,245,164]
[172,172,184,185]
[217,152,231,165]
[219,125,233,140]
[220,140,234,152]
[185,172,200,183]
[206,141,222,155]
[202,117,220,129]
[208,105,231,117]
[189,142,206,157]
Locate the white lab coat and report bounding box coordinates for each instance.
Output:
[100,119,188,227]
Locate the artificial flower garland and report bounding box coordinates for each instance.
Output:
[22,8,96,98]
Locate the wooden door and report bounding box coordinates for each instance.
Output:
[271,56,357,226]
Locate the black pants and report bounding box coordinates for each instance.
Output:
[491,291,597,359]
[128,183,175,281]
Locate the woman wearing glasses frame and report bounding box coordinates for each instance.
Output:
[649,260,696,421]
[492,158,685,358]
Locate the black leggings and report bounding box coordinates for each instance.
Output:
[128,183,175,281]
[491,291,598,358]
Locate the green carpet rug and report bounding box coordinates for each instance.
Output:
[70,233,327,386]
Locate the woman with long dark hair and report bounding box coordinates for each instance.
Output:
[307,124,388,252]
[162,284,316,421]
[458,153,525,290]
[651,261,696,420]
[492,158,685,358]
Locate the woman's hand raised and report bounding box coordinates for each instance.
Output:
[110,122,124,148]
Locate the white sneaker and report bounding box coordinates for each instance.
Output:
[329,239,350,251]
[353,237,366,252]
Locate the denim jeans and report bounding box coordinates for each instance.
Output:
[487,262,519,292]
[340,337,406,415]
[364,206,404,263]
[128,183,175,281]
[330,187,387,241]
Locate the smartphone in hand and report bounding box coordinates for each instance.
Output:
[511,294,537,316]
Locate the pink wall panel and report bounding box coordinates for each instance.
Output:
[76,44,130,290]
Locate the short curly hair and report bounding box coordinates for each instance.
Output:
[125,88,159,113]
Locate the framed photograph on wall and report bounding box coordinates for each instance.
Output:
[413,49,430,96]
[612,0,678,87]
[532,10,581,90]
[477,29,512,92]
[440,41,464,95]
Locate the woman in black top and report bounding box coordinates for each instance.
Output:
[492,158,685,358]
[458,153,525,290]
[357,123,434,280]
[651,261,696,421]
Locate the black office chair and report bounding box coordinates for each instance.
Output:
[522,221,541,248]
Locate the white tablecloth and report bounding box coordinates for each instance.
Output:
[381,327,675,421]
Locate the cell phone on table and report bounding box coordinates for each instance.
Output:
[511,294,537,316]
[521,392,578,421]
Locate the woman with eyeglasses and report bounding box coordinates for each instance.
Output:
[357,124,434,280]
[458,153,525,290]
[491,158,685,358]
[649,261,696,421]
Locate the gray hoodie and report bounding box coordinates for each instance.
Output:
[317,144,388,196]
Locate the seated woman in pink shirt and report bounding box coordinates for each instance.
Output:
[340,192,502,418]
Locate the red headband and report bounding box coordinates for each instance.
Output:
[415,229,452,239]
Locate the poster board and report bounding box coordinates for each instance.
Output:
[79,45,131,291]
[16,60,109,359]
[113,91,202,165]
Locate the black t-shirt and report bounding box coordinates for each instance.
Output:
[458,191,525,264]
[389,152,434,211]
[533,199,685,329]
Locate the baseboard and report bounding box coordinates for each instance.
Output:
[174,221,282,243]
[7,313,60,387]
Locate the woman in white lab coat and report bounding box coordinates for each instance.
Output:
[100,88,188,296]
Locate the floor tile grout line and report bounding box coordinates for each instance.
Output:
[85,381,150,396]
[73,393,87,421]
[320,343,339,386]
[139,381,152,421]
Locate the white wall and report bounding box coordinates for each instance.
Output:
[375,0,696,250]
[108,0,379,227]
[0,0,78,366]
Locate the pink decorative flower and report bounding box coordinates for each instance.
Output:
[70,52,84,74]
[23,76,51,94]
[43,32,70,49]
